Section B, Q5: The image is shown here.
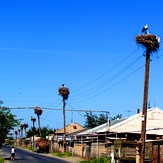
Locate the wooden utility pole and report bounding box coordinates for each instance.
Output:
[63,98,66,152]
[140,48,150,163]
[34,107,43,138]
[31,116,36,151]
[135,33,160,163]
[58,84,70,152]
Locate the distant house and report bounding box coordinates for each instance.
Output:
[55,122,85,136]
[50,122,85,153]
[53,122,85,142]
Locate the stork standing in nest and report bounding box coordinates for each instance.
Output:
[142,24,149,34]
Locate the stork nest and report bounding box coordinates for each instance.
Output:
[20,124,24,127]
[58,87,70,100]
[23,123,28,128]
[34,107,43,115]
[135,34,160,52]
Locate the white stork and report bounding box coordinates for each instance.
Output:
[142,24,149,34]
[156,35,160,43]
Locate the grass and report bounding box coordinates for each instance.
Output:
[28,146,33,151]
[0,157,5,163]
[53,151,72,157]
[80,156,111,163]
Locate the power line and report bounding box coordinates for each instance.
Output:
[66,102,85,118]
[9,106,109,114]
[70,64,145,103]
[72,49,139,93]
[71,54,143,100]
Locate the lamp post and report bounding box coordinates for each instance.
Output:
[58,84,70,152]
[31,116,36,151]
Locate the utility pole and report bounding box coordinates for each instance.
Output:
[20,124,24,138]
[135,32,160,163]
[31,116,36,151]
[15,131,18,146]
[63,98,66,151]
[34,107,43,138]
[23,123,28,138]
[58,84,70,152]
[140,48,150,163]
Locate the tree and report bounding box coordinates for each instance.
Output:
[110,114,122,120]
[0,107,21,143]
[26,126,56,139]
[84,112,108,129]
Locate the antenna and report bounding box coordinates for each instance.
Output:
[71,111,73,123]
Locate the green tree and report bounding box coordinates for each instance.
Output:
[84,112,108,129]
[0,107,21,143]
[26,126,56,139]
[110,114,122,120]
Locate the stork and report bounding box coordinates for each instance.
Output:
[156,35,160,43]
[142,24,149,34]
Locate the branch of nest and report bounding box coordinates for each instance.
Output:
[135,34,160,52]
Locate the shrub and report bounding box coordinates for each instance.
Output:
[53,151,72,157]
[80,156,111,163]
[0,157,5,163]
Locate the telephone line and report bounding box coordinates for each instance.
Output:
[72,49,139,93]
[9,107,110,114]
[70,55,143,101]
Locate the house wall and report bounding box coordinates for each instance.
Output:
[72,142,113,158]
[49,141,113,158]
[91,143,111,157]
[73,143,83,156]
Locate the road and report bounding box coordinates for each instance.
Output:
[1,146,72,163]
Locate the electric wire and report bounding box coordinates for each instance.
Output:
[66,102,85,118]
[72,49,139,93]
[71,64,145,103]
[70,54,143,100]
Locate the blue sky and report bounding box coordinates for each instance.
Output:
[0,0,163,131]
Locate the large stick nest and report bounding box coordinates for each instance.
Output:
[135,34,160,52]
[24,123,28,128]
[34,107,43,116]
[58,86,70,100]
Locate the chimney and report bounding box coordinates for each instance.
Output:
[137,108,140,114]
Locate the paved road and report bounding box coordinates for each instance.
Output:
[1,146,72,163]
